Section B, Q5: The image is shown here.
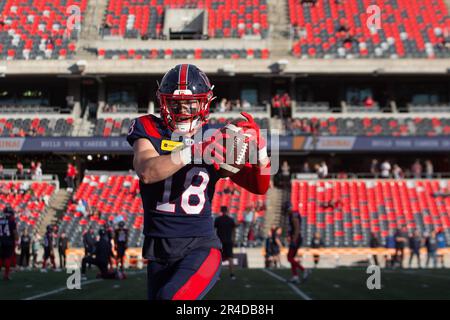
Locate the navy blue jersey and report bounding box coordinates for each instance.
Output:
[0,216,16,245]
[288,211,302,246]
[115,228,128,245]
[43,232,54,250]
[127,114,220,238]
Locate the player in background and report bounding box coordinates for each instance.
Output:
[114,221,128,273]
[287,204,308,283]
[214,206,237,280]
[0,206,19,280]
[128,64,270,300]
[81,228,123,280]
[41,225,56,271]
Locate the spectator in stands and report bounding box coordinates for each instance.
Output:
[271,94,282,118]
[281,92,291,117]
[337,19,350,34]
[58,233,69,269]
[302,162,311,173]
[425,160,434,179]
[392,164,403,179]
[242,99,251,110]
[394,227,408,268]
[380,160,391,178]
[369,232,380,266]
[370,159,379,177]
[411,160,422,179]
[0,164,3,179]
[236,99,242,109]
[19,229,31,269]
[65,163,77,192]
[301,0,318,7]
[34,162,43,181]
[218,98,228,112]
[19,182,30,195]
[408,230,422,268]
[214,206,237,280]
[316,161,328,179]
[425,231,438,268]
[16,162,25,179]
[311,232,324,268]
[363,96,375,108]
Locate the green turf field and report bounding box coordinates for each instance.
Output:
[1,268,450,300]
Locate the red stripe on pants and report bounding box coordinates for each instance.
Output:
[172,248,221,300]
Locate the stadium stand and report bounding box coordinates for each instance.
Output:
[285,117,450,136]
[0,117,74,137]
[212,177,267,223]
[0,0,87,60]
[289,0,450,59]
[0,181,56,233]
[95,47,270,59]
[58,173,266,247]
[291,179,450,247]
[102,0,269,39]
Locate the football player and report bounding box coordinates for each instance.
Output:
[41,225,56,271]
[127,64,270,300]
[114,221,128,272]
[0,206,18,280]
[286,204,308,283]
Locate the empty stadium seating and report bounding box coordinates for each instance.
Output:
[291,179,450,247]
[285,117,450,136]
[102,0,269,39]
[0,0,86,60]
[0,117,74,137]
[0,181,56,233]
[95,47,270,59]
[289,0,450,59]
[94,118,132,137]
[58,174,267,247]
[93,117,269,137]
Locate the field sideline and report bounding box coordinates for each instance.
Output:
[2,268,450,300]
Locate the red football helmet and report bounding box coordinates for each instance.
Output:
[157,64,215,133]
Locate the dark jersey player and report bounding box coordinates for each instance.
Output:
[0,206,18,280]
[127,64,270,300]
[42,225,56,270]
[114,221,128,272]
[287,205,308,283]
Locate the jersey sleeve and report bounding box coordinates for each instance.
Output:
[230,162,271,195]
[127,115,163,153]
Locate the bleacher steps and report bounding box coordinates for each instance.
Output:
[38,189,71,236]
[264,187,283,234]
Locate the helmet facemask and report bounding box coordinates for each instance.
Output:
[159,89,214,134]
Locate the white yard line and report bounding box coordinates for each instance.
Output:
[261,269,313,300]
[23,279,102,300]
[23,270,146,300]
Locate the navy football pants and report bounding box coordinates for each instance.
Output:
[147,247,221,300]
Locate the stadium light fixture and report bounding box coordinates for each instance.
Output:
[70,60,87,74]
[269,60,289,74]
